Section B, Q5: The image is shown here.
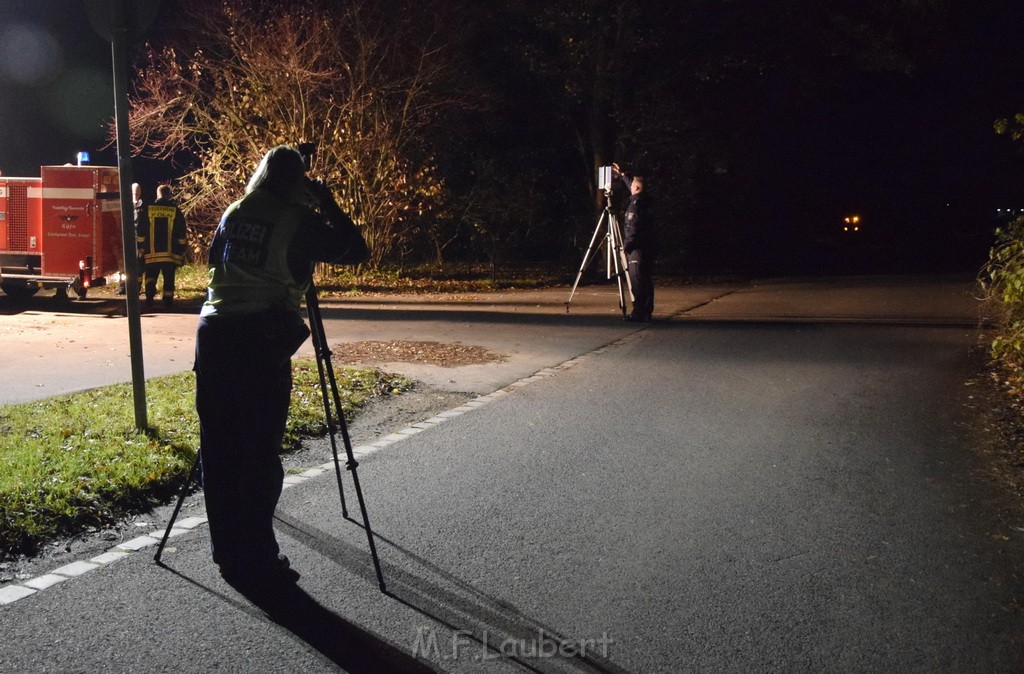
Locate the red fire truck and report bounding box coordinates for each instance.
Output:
[0,165,124,299]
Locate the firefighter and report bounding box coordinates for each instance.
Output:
[136,184,187,308]
[194,145,367,585]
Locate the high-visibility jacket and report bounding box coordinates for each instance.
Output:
[201,190,318,317]
[137,198,187,266]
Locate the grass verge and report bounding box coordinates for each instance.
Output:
[145,263,569,302]
[0,360,411,558]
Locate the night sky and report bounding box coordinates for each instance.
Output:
[0,0,179,185]
[0,1,119,175]
[3,1,1024,273]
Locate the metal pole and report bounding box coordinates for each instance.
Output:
[110,0,147,429]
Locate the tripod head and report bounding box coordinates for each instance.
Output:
[602,185,616,210]
[297,141,318,172]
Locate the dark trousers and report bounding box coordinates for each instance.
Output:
[144,262,177,302]
[195,315,292,569]
[627,249,654,319]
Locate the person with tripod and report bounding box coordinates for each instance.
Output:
[612,163,656,322]
[194,145,368,585]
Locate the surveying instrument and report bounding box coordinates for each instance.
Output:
[154,283,387,592]
[565,165,633,316]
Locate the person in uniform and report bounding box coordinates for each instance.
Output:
[136,184,187,308]
[612,163,655,322]
[194,145,367,585]
[117,183,147,295]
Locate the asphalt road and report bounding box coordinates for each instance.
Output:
[0,275,985,404]
[2,276,1021,672]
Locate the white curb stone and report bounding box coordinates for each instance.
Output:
[23,574,67,590]
[175,517,208,530]
[90,550,130,565]
[115,536,158,552]
[0,585,36,605]
[51,561,98,578]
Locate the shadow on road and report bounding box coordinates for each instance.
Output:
[0,292,629,327]
[316,304,633,329]
[275,513,631,674]
[155,560,439,673]
[0,295,204,317]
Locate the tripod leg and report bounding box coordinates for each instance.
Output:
[154,451,201,564]
[608,214,632,316]
[306,287,350,518]
[305,284,387,592]
[565,210,610,312]
[609,215,634,299]
[605,227,613,279]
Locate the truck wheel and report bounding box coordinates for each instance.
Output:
[1,282,40,300]
[75,286,88,300]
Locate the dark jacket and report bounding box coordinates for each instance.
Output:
[619,174,654,254]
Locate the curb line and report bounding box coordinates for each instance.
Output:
[0,328,648,607]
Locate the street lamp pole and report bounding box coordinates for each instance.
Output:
[109,0,147,429]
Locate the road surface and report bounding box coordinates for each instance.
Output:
[2,276,1020,672]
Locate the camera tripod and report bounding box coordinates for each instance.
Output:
[154,283,386,593]
[565,188,634,315]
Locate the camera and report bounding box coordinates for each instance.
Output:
[597,165,614,192]
[297,141,318,172]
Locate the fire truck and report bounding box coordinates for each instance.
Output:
[0,164,124,300]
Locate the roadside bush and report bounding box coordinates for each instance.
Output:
[979,216,1024,385]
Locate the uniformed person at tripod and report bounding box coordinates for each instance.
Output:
[612,163,655,322]
[194,145,368,585]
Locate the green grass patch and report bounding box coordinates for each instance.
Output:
[313,263,567,296]
[162,262,569,300]
[170,264,213,301]
[0,360,410,557]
